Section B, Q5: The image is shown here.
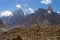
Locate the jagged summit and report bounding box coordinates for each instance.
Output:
[47,6,53,11]
[47,6,53,13]
[13,9,24,16]
[6,9,24,27]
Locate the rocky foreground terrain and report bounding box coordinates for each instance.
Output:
[0,24,60,40]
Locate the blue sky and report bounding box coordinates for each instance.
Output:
[0,0,60,12]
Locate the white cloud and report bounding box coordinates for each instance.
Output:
[28,8,34,13]
[16,4,21,9]
[24,8,34,15]
[40,0,52,4]
[1,11,13,17]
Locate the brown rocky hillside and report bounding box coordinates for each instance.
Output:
[0,24,60,40]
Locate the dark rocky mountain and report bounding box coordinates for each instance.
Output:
[7,9,24,27]
[0,9,24,27]
[1,6,60,27]
[8,9,24,27]
[18,6,60,27]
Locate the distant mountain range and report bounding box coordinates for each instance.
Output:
[0,9,24,27]
[0,6,60,28]
[18,6,60,27]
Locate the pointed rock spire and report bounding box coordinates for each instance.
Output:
[47,6,53,13]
